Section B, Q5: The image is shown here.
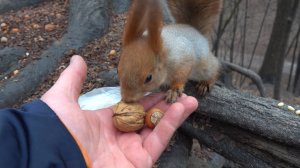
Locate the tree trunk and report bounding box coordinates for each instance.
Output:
[258,0,299,99]
[273,0,299,100]
[294,53,300,96]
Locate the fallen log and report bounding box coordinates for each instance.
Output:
[181,115,300,168]
[0,0,110,108]
[185,81,300,148]
[158,131,192,168]
[213,119,300,167]
[181,121,272,168]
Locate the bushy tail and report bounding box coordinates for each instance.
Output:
[167,0,222,36]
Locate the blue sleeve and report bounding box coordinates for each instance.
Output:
[0,100,87,168]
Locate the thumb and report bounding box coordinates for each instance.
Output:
[42,55,87,103]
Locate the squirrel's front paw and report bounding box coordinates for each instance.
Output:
[165,87,184,103]
[197,81,210,96]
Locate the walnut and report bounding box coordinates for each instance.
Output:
[112,101,145,132]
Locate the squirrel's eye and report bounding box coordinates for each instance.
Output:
[144,74,152,84]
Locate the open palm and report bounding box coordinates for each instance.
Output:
[41,55,198,168]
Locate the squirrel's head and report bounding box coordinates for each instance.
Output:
[118,0,165,103]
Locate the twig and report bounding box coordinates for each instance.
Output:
[287,24,300,91]
[222,61,266,97]
[240,0,271,86]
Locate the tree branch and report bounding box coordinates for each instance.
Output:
[222,61,266,97]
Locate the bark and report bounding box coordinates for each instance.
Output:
[0,0,46,14]
[259,0,297,83]
[185,82,300,148]
[158,131,192,168]
[294,51,300,96]
[0,0,110,108]
[181,122,272,168]
[222,61,266,97]
[181,119,300,168]
[111,0,131,13]
[217,120,300,167]
[0,47,26,73]
[258,0,299,99]
[273,0,299,99]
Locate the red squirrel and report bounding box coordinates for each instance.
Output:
[118,0,222,103]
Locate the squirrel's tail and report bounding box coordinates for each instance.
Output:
[167,0,222,36]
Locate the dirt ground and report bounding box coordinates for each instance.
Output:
[0,0,68,79]
[0,0,125,105]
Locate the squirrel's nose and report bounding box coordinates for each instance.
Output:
[121,92,143,103]
[121,96,139,103]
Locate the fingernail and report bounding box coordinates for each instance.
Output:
[70,56,76,64]
[70,55,80,65]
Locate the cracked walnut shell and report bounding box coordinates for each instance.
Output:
[112,101,145,132]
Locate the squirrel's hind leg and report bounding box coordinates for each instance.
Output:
[165,83,185,103]
[165,62,192,103]
[196,72,219,96]
[193,53,220,96]
[196,80,212,96]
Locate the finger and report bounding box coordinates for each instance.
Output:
[143,96,198,162]
[140,94,188,139]
[46,55,87,102]
[138,92,165,111]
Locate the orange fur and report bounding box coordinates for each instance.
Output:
[122,0,148,46]
[147,0,163,54]
[167,0,222,35]
[119,0,166,103]
[123,0,163,52]
[118,0,222,103]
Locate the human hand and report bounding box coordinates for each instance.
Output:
[41,55,198,168]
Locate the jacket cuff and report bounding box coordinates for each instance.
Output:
[22,100,89,167]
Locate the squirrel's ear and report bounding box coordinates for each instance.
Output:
[147,0,163,54]
[123,0,148,46]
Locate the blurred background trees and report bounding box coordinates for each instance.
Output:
[213,0,300,100]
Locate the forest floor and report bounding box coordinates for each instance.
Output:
[0,0,123,105]
[0,1,299,167]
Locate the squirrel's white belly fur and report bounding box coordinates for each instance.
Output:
[161,24,219,82]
